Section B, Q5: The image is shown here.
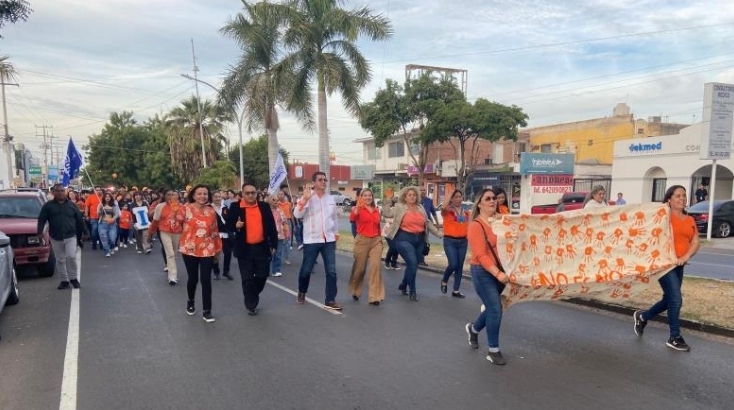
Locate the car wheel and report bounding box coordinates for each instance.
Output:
[37,251,56,277]
[6,268,19,306]
[716,222,731,238]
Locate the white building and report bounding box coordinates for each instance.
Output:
[611,123,733,205]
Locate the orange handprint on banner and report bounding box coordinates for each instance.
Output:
[584,227,594,244]
[633,211,646,227]
[529,234,538,252]
[570,225,583,241]
[544,245,553,262]
[506,242,515,260]
[600,212,610,227]
[619,212,628,223]
[615,258,626,271]
[594,231,606,247]
[582,213,593,226]
[603,245,613,258]
[541,227,552,242]
[565,244,577,258]
[582,246,595,262]
[556,247,565,265]
[556,228,567,245]
[648,227,663,245]
[611,228,624,244]
[653,207,668,224]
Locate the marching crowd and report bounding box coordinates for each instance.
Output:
[36,174,699,365]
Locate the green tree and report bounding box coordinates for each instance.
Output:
[84,112,149,187]
[283,0,392,185]
[0,0,32,37]
[229,135,290,189]
[165,96,231,183]
[194,160,238,190]
[423,98,528,191]
[219,0,311,177]
[140,115,181,188]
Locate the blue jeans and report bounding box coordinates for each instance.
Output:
[642,265,684,338]
[384,237,399,268]
[294,219,303,247]
[270,239,285,274]
[90,220,99,248]
[393,230,425,294]
[471,265,506,348]
[298,241,337,303]
[442,237,467,291]
[97,222,118,254]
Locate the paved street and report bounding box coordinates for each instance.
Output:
[1,245,734,410]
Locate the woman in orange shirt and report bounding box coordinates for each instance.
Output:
[148,188,184,285]
[633,185,699,351]
[348,189,384,305]
[464,188,510,365]
[440,190,471,298]
[178,185,222,323]
[494,187,510,214]
[118,203,133,247]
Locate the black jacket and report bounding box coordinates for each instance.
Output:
[226,200,278,256]
[37,199,88,241]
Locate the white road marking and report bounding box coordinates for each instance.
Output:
[59,246,82,410]
[267,280,343,316]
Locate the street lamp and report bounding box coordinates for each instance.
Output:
[180,73,245,185]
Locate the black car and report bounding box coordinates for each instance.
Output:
[687,200,734,238]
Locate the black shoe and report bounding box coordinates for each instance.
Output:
[384,262,390,270]
[70,279,81,289]
[369,301,380,306]
[247,308,258,316]
[440,282,448,294]
[296,292,306,304]
[486,350,506,365]
[324,301,343,311]
[186,300,195,316]
[418,261,428,267]
[57,281,70,290]
[223,273,234,280]
[202,310,216,323]
[465,323,479,349]
[633,310,647,337]
[451,291,465,299]
[666,336,690,352]
[398,283,408,295]
[168,280,177,286]
[409,293,419,302]
[352,295,359,301]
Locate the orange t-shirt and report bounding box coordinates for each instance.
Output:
[399,209,426,234]
[468,219,501,275]
[86,194,101,218]
[119,210,133,230]
[241,201,265,244]
[278,201,293,219]
[670,213,696,258]
[441,206,470,238]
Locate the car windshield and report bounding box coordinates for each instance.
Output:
[0,197,42,218]
[688,201,724,212]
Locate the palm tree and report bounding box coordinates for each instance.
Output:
[165,96,230,183]
[1,56,19,183]
[219,0,312,177]
[283,0,392,184]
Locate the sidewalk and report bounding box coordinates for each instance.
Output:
[700,236,734,253]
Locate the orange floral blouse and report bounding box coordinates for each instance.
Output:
[177,204,222,257]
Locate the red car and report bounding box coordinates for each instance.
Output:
[0,188,55,277]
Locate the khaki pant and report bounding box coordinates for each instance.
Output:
[348,235,385,302]
[160,231,181,281]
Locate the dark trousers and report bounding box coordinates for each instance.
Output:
[384,237,399,267]
[237,243,271,310]
[213,238,233,275]
[182,254,213,311]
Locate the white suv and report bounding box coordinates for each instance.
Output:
[330,191,353,206]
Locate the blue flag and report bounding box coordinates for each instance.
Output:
[61,137,83,187]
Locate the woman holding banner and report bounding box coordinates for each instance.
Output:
[633,185,700,352]
[464,188,510,365]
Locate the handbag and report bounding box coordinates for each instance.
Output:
[422,241,430,256]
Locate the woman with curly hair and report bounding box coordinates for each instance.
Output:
[382,186,443,301]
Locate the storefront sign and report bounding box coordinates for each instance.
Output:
[520,153,574,175]
[531,174,574,186]
[701,82,734,160]
[628,142,662,153]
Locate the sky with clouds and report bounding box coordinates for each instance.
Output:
[2,0,734,167]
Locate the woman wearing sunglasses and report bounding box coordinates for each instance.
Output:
[464,188,510,365]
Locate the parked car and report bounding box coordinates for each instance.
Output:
[0,189,55,276]
[530,192,589,214]
[1,230,20,341]
[687,200,734,238]
[330,191,354,206]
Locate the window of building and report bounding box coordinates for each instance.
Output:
[366,145,376,160]
[540,144,552,153]
[493,144,504,164]
[652,178,667,202]
[388,141,405,158]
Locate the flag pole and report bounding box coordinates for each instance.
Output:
[83,168,95,188]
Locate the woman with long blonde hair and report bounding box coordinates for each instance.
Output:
[348,189,385,305]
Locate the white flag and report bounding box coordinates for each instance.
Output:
[268,153,287,195]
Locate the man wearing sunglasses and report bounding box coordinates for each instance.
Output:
[293,171,341,310]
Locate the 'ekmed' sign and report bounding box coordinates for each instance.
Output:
[491,203,676,307]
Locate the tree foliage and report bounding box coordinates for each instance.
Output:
[0,0,32,37]
[228,134,290,190]
[194,160,238,190]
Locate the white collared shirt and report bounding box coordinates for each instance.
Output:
[212,202,228,238]
[293,192,338,244]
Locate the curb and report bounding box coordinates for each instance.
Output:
[335,249,734,338]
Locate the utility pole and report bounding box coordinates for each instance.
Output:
[190,39,207,168]
[2,80,19,188]
[37,125,52,187]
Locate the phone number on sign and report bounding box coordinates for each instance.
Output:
[532,186,572,194]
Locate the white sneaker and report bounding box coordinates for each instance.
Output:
[298,244,304,250]
[115,246,119,252]
[272,272,283,277]
[105,253,111,258]
[164,267,169,272]
[110,249,115,255]
[122,244,128,248]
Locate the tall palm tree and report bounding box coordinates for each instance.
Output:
[165,96,230,183]
[219,0,312,177]
[283,0,392,183]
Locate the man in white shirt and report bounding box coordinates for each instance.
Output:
[293,171,341,310]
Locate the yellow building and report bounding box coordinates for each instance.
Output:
[526,103,688,165]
